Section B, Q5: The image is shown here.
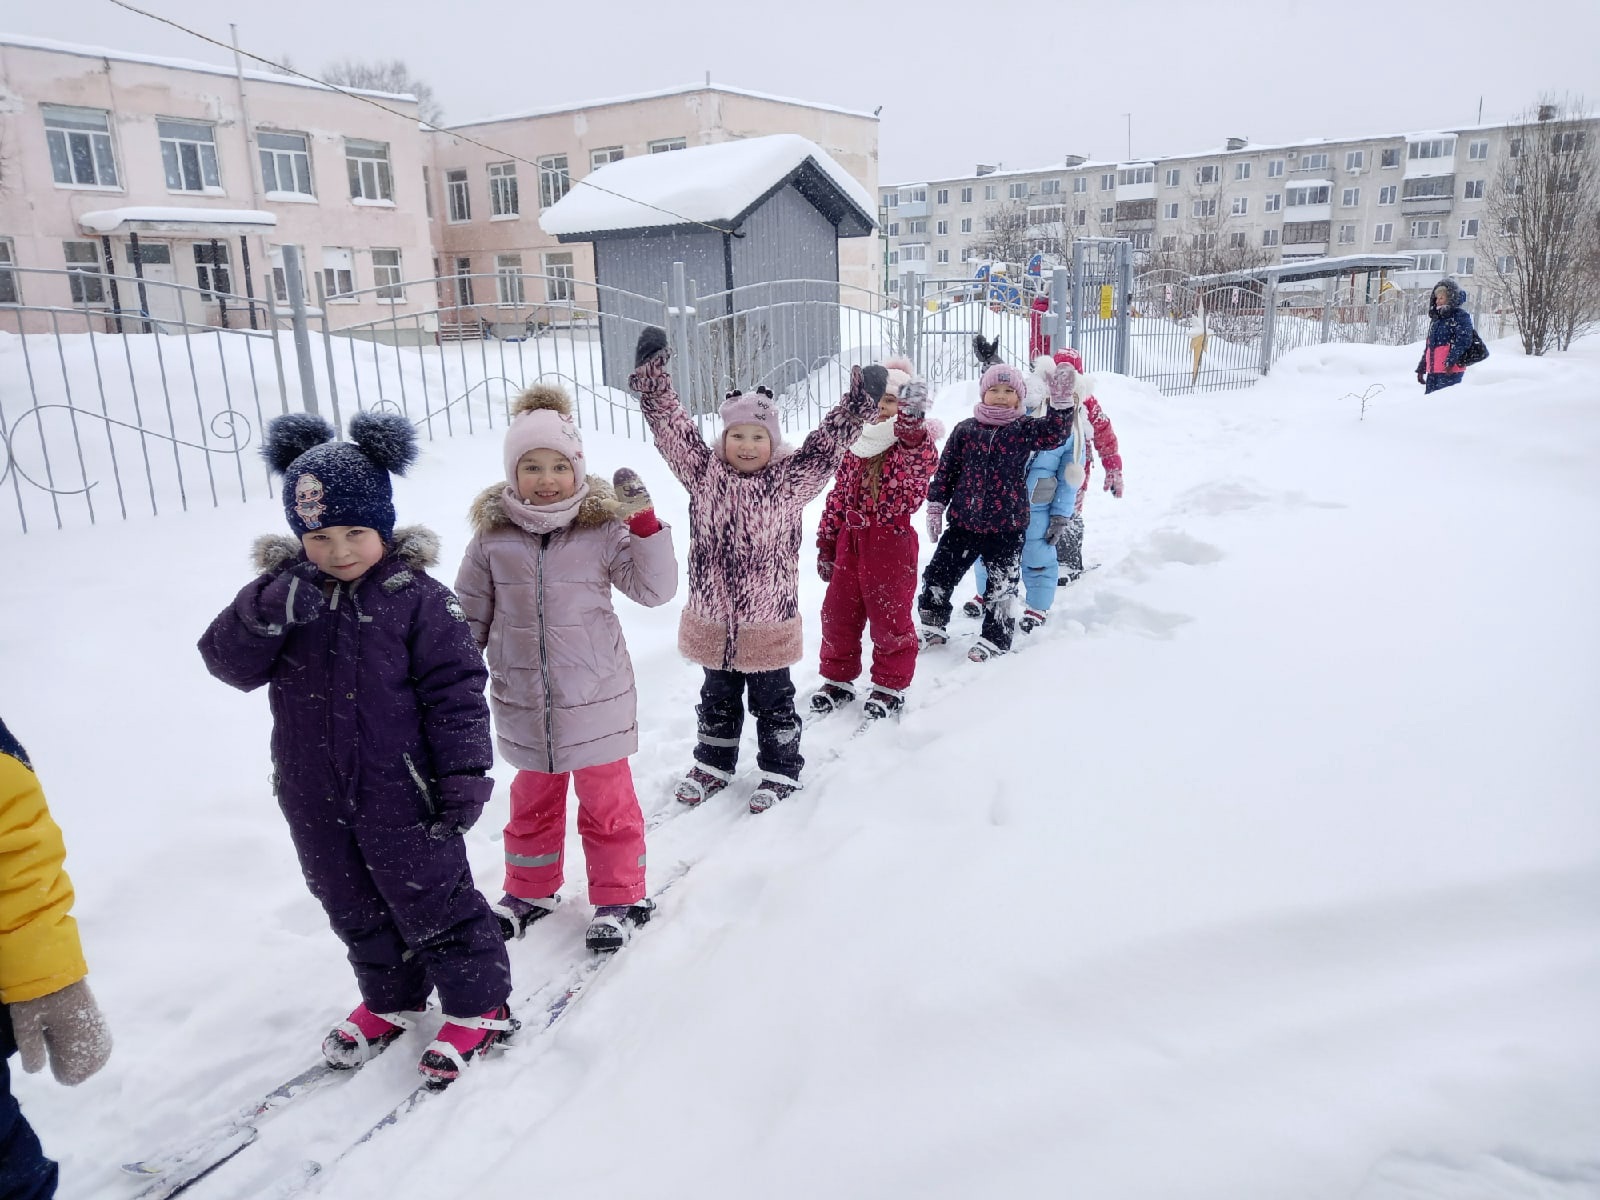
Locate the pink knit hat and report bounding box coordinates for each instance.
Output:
[883,355,914,395]
[979,362,1028,397]
[719,387,786,459]
[503,384,585,483]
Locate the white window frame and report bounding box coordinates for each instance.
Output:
[269,245,306,303]
[1264,193,1282,213]
[43,104,120,189]
[1040,179,1062,195]
[591,146,624,170]
[63,240,106,305]
[907,218,927,234]
[959,217,972,234]
[1229,230,1247,249]
[371,248,403,301]
[158,118,222,193]
[346,140,393,203]
[193,241,232,298]
[1287,185,1330,206]
[488,162,519,218]
[936,188,950,204]
[1408,137,1456,161]
[1099,207,1114,223]
[1378,185,1397,205]
[984,184,998,201]
[1459,218,1479,239]
[320,247,356,301]
[1410,219,1441,239]
[257,129,313,198]
[961,186,974,202]
[0,237,18,305]
[936,248,949,263]
[1456,256,1475,276]
[1412,252,1445,273]
[1161,235,1177,251]
[544,252,575,302]
[1496,255,1515,274]
[445,168,471,223]
[935,220,948,235]
[1337,223,1356,245]
[1164,168,1181,187]
[1373,222,1393,243]
[648,137,686,154]
[1463,179,1485,200]
[1073,209,1086,227]
[1341,187,1360,207]
[494,253,525,305]
[1345,150,1365,171]
[1235,162,1251,180]
[1468,140,1489,161]
[1262,228,1280,247]
[1195,165,1219,185]
[1267,159,1284,178]
[888,222,900,237]
[1162,202,1179,219]
[1301,152,1330,170]
[1074,177,1089,194]
[1381,147,1402,168]
[1100,172,1115,190]
[1192,198,1217,217]
[1008,182,1026,199]
[1231,196,1248,216]
[538,155,571,208]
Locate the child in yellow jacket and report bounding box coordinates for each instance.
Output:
[2,716,112,1196]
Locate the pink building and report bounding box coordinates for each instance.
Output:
[0,34,434,333]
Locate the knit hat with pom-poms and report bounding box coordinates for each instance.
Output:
[262,410,418,542]
[502,383,585,483]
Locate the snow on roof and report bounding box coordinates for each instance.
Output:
[78,207,278,234]
[1189,254,1419,286]
[540,134,875,238]
[0,32,417,103]
[448,83,876,130]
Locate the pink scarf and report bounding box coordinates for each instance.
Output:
[499,480,590,535]
[974,401,1025,427]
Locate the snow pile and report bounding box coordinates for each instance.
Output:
[540,133,875,236]
[3,335,1598,1199]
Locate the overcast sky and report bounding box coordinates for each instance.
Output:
[9,0,1599,183]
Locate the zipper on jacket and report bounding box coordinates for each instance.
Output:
[536,532,556,773]
[402,753,437,816]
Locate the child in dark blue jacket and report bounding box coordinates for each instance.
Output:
[1417,279,1476,394]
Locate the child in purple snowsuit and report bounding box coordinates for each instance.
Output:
[198,412,514,1089]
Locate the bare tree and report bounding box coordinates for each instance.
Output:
[969,201,1036,267]
[1144,172,1274,278]
[322,59,444,126]
[1484,96,1600,354]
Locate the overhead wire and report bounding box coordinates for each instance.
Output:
[103,0,736,237]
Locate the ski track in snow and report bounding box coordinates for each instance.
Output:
[3,336,1599,1199]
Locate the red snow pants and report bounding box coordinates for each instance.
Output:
[503,760,646,906]
[819,522,921,692]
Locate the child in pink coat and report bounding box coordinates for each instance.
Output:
[454,385,678,952]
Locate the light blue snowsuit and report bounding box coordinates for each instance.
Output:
[974,431,1079,612]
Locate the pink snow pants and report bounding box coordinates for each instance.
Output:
[503,760,646,906]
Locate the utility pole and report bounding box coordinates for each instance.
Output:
[1123,113,1132,160]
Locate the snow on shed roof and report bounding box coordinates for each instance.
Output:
[0,32,417,102]
[78,208,278,234]
[1189,254,1419,287]
[448,83,877,130]
[540,134,876,240]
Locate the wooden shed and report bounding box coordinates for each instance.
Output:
[540,134,876,402]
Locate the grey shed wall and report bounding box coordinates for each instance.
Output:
[592,228,723,398]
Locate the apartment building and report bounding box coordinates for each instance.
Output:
[880,114,1597,293]
[426,85,880,304]
[0,34,435,331]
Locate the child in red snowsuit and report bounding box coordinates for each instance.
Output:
[810,358,939,721]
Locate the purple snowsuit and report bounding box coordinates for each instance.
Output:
[198,526,510,1019]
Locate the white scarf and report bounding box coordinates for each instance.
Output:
[849,419,898,459]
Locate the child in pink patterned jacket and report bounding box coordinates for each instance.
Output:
[627,327,881,814]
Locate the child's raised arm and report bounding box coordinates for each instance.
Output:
[604,467,679,608]
[628,328,711,488]
[782,365,883,502]
[197,542,326,692]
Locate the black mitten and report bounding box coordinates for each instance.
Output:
[860,365,889,401]
[634,326,669,368]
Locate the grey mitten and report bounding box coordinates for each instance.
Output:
[899,378,930,420]
[612,468,653,521]
[427,773,492,840]
[11,979,112,1086]
[926,502,945,543]
[256,561,325,633]
[1045,514,1072,545]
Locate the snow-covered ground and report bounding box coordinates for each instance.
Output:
[4,336,1598,1200]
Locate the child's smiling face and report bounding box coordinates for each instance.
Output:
[725,424,773,473]
[516,448,578,504]
[983,383,1022,409]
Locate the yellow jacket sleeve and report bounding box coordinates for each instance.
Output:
[0,745,88,1004]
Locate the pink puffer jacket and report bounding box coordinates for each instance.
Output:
[454,478,678,774]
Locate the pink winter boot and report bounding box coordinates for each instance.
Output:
[322,1003,425,1069]
[417,1005,519,1088]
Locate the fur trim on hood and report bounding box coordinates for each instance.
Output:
[509,383,572,419]
[468,475,619,535]
[251,525,440,575]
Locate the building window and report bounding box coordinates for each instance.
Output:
[1040,179,1062,195]
[959,217,972,234]
[884,192,898,207]
[488,162,519,217]
[1267,159,1284,178]
[269,245,305,303]
[1554,131,1586,154]
[1161,235,1177,251]
[1412,252,1445,273]
[888,222,900,237]
[372,248,403,300]
[1341,187,1360,207]
[193,242,232,297]
[591,146,624,169]
[321,247,355,300]
[1097,172,1112,190]
[423,167,433,219]
[1301,152,1329,170]
[1231,196,1248,216]
[887,250,898,265]
[982,217,995,232]
[0,238,18,304]
[1072,177,1087,194]
[1373,222,1393,242]
[346,140,393,202]
[1164,168,1181,187]
[1195,165,1219,184]
[538,155,571,208]
[648,137,686,153]
[960,186,973,203]
[1264,193,1282,213]
[936,188,949,204]
[1375,148,1399,169]
[1463,179,1485,200]
[1379,185,1397,205]
[452,257,473,306]
[1130,231,1152,250]
[43,104,120,188]
[63,241,105,304]
[1162,202,1178,219]
[1282,221,1330,245]
[544,252,574,302]
[1402,176,1452,200]
[984,184,998,201]
[1074,209,1086,227]
[909,188,927,203]
[1287,184,1330,206]
[936,220,948,235]
[1337,223,1356,245]
[258,130,312,196]
[1496,255,1515,274]
[1410,219,1442,238]
[1262,228,1279,247]
[1235,162,1251,180]
[907,218,926,234]
[1408,137,1455,160]
[1345,150,1365,171]
[494,253,524,305]
[1190,232,1217,250]
[902,244,927,262]
[1467,140,1489,161]
[1230,231,1247,248]
[1459,218,1479,238]
[1456,256,1475,275]
[887,278,900,293]
[1117,166,1154,185]
[1099,207,1114,223]
[158,118,221,192]
[936,248,949,263]
[446,169,471,222]
[1192,198,1217,217]
[1008,182,1026,199]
